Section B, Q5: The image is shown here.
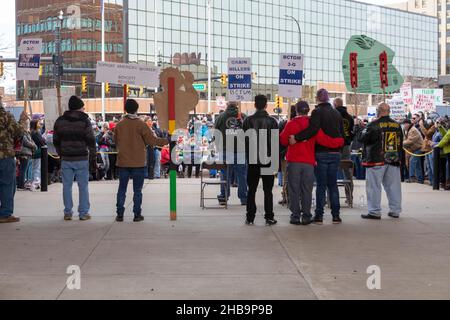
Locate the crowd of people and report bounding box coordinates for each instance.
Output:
[1,90,450,224]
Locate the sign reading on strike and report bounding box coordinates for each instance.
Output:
[279,54,304,98]
[227,58,252,102]
[17,38,42,81]
[96,62,160,87]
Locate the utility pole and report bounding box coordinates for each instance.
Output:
[54,10,64,116]
[101,0,106,121]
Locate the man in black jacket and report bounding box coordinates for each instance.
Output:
[243,95,279,226]
[334,97,355,203]
[54,96,97,221]
[290,89,344,225]
[358,103,403,220]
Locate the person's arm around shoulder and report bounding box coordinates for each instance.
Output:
[142,122,168,147]
[294,109,320,142]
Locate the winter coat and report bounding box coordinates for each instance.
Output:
[0,106,24,159]
[437,127,450,155]
[403,126,424,153]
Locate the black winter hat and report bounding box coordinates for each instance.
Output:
[69,96,85,111]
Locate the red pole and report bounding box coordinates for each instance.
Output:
[123,84,128,113]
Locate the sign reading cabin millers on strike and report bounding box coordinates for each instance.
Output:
[279,53,304,98]
[17,38,42,81]
[96,61,160,87]
[228,58,252,102]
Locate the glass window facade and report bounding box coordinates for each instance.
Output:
[124,0,437,99]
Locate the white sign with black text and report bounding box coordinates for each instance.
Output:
[279,54,304,98]
[96,62,160,87]
[227,58,252,102]
[16,38,42,81]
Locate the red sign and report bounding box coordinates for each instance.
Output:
[350,52,358,89]
[379,51,388,89]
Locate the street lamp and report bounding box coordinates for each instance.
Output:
[285,15,302,55]
[207,0,213,114]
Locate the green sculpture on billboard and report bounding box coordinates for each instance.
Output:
[342,35,404,94]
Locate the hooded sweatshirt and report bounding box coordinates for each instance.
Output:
[114,114,169,168]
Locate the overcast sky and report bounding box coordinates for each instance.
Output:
[0,0,408,94]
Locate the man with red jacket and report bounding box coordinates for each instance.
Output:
[281,101,344,225]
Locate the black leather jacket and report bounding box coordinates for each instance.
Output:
[357,116,404,167]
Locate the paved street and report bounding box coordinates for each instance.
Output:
[1,179,450,300]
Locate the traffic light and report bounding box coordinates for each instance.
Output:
[139,86,144,96]
[105,82,110,94]
[0,62,4,77]
[221,74,228,86]
[39,65,43,77]
[379,51,389,89]
[349,52,358,89]
[81,75,88,93]
[275,95,284,109]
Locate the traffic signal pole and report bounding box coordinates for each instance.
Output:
[55,11,64,116]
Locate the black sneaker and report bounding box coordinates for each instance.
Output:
[245,219,254,226]
[313,216,323,225]
[361,214,381,220]
[265,219,278,226]
[133,216,145,222]
[388,213,400,219]
[301,218,313,226]
[333,217,343,225]
[116,216,124,222]
[290,219,301,226]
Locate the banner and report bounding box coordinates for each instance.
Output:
[412,89,443,113]
[43,87,76,131]
[400,82,413,106]
[342,35,404,94]
[279,54,304,98]
[16,39,42,81]
[227,58,252,102]
[387,97,407,121]
[96,62,160,87]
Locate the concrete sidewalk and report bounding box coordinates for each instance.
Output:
[1,179,450,300]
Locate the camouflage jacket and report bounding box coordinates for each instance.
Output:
[0,106,25,159]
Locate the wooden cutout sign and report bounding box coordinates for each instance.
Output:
[154,68,199,131]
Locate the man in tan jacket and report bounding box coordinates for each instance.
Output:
[114,99,169,222]
[403,119,424,184]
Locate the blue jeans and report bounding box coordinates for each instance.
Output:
[315,153,342,218]
[62,160,90,217]
[0,158,17,218]
[116,167,146,217]
[425,153,434,185]
[154,149,161,178]
[219,164,248,203]
[409,150,424,183]
[351,153,366,180]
